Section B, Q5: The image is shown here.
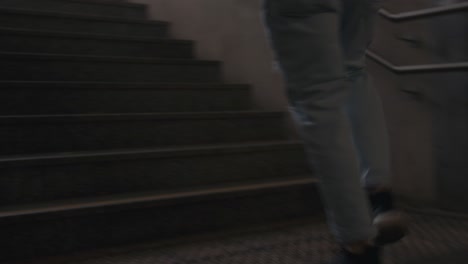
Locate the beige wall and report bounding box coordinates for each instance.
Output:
[129,0,288,112]
[368,60,438,206]
[383,0,434,12]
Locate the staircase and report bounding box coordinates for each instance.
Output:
[0,0,319,261]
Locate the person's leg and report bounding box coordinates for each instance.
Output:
[341,0,390,190]
[341,0,407,245]
[263,0,376,246]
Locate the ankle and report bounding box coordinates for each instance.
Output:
[368,190,395,214]
[366,186,391,194]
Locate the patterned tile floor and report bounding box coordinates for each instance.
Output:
[11,212,468,264]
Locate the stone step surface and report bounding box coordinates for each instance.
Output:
[0,141,310,205]
[0,27,193,58]
[0,0,147,19]
[0,82,252,115]
[0,1,317,263]
[0,7,168,37]
[0,176,319,261]
[0,111,288,155]
[0,52,221,82]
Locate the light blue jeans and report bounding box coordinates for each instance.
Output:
[264,0,390,244]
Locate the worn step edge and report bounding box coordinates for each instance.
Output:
[0,176,317,219]
[0,111,284,123]
[0,27,190,44]
[0,0,148,9]
[24,0,147,9]
[0,51,219,65]
[0,141,304,167]
[0,81,250,90]
[0,7,166,25]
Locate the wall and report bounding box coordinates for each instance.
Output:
[371,0,468,209]
[383,0,434,12]
[368,60,438,206]
[431,72,468,212]
[128,0,288,112]
[431,0,468,212]
[372,0,468,65]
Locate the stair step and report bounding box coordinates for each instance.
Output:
[0,7,168,37]
[0,176,319,261]
[0,52,221,82]
[0,177,317,218]
[0,141,310,205]
[0,81,252,114]
[0,27,194,58]
[0,0,147,19]
[0,111,288,155]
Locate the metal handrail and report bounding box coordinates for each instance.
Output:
[366,51,468,73]
[380,2,468,21]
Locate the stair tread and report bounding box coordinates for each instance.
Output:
[0,51,219,64]
[0,2,314,259]
[0,26,190,44]
[27,0,147,9]
[0,6,165,25]
[0,141,304,165]
[0,176,317,218]
[0,111,284,123]
[0,111,283,122]
[0,81,250,90]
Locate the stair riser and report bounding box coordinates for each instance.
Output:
[0,183,319,261]
[0,32,194,58]
[0,12,168,37]
[0,116,287,155]
[0,0,147,19]
[0,58,221,82]
[0,148,309,204]
[0,87,251,114]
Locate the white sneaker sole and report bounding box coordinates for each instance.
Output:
[374,211,408,245]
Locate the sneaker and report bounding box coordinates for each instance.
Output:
[368,191,408,245]
[329,246,381,264]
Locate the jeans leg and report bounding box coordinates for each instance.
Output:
[263,0,376,244]
[346,71,392,188]
[342,0,392,188]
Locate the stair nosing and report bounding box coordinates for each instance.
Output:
[0,111,284,123]
[0,51,220,65]
[0,81,250,90]
[0,27,191,44]
[0,177,317,219]
[38,0,147,9]
[0,7,167,25]
[0,141,304,168]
